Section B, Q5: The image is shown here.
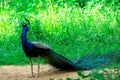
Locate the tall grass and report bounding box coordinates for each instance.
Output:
[0,0,120,65]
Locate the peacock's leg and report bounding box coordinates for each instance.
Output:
[28,57,34,78]
[36,57,40,78]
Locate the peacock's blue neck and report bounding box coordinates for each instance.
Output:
[21,26,29,46]
[21,26,34,51]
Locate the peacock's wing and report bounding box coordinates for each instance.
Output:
[32,41,51,49]
[32,41,82,70]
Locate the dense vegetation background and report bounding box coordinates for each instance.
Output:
[0,0,119,65]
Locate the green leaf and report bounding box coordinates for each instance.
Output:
[66,78,72,80]
[91,72,105,80]
[77,71,90,78]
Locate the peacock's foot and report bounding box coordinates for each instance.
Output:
[28,75,35,78]
[35,75,39,78]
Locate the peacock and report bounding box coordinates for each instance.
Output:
[20,22,120,78]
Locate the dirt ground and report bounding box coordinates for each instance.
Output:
[0,64,90,80]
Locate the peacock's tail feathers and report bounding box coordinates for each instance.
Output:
[73,50,120,70]
[45,50,120,70]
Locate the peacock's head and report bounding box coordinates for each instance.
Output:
[21,18,30,28]
[21,23,27,28]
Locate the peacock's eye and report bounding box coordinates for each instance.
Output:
[22,23,26,27]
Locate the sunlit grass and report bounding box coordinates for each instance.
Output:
[0,0,119,65]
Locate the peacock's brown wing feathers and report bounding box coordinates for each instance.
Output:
[32,41,51,49]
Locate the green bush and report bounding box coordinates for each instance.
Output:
[0,0,119,65]
[77,67,120,80]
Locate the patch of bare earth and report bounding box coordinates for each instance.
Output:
[0,64,89,80]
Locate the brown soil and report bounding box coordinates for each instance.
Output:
[0,64,90,80]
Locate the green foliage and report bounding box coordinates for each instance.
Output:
[49,78,54,80]
[50,67,120,80]
[77,71,90,78]
[0,0,120,65]
[88,71,105,80]
[77,68,120,80]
